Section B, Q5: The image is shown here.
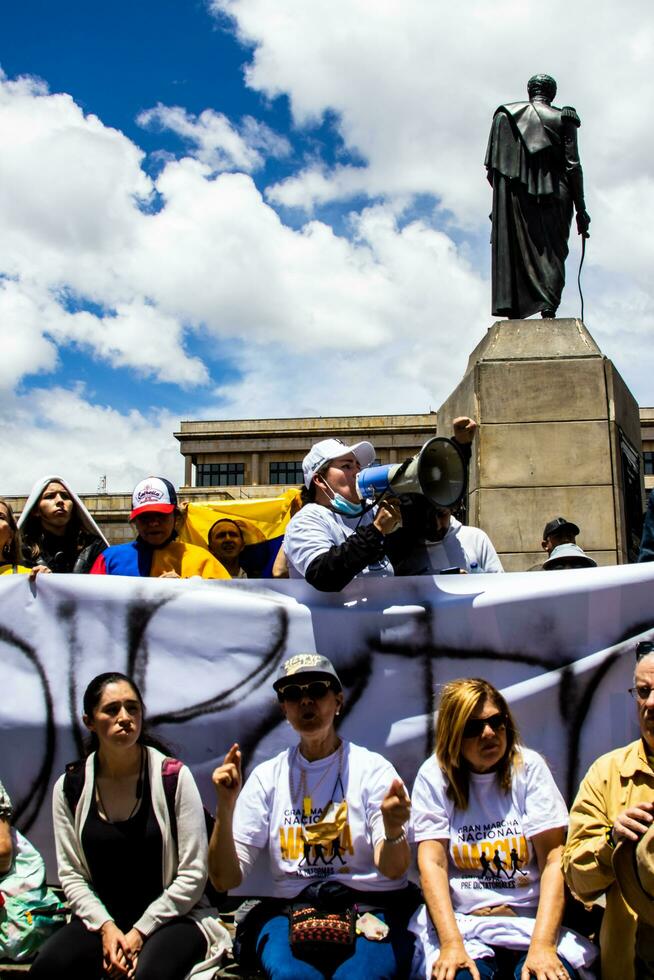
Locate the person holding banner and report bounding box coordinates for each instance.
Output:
[207,519,248,578]
[0,498,32,575]
[90,477,229,579]
[208,654,417,978]
[29,672,229,980]
[18,477,108,573]
[409,678,596,980]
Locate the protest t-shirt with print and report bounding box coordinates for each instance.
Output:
[411,748,568,914]
[233,740,406,899]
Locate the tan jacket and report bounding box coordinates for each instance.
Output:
[563,739,654,980]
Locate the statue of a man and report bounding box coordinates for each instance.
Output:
[485,74,590,319]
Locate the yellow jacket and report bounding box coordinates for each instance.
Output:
[0,563,30,575]
[563,738,654,980]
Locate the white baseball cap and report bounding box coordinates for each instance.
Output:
[302,438,376,488]
[130,477,177,520]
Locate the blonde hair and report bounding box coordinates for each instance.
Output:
[435,677,522,811]
[0,498,21,566]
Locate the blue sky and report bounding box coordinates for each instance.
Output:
[1,0,652,493]
[3,0,288,417]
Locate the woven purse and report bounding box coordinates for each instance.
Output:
[289,903,356,954]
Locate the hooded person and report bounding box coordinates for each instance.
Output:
[18,476,108,574]
[90,477,229,579]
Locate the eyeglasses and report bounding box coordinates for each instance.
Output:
[277,681,333,703]
[462,712,506,739]
[629,685,654,703]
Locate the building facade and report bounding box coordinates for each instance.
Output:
[174,413,439,498]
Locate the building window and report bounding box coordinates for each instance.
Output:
[196,463,244,486]
[269,461,304,485]
[645,451,654,476]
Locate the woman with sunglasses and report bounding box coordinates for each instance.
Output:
[208,654,417,978]
[409,678,596,980]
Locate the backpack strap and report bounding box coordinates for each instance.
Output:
[161,757,184,847]
[62,760,87,818]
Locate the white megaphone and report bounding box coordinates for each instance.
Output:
[356,437,466,509]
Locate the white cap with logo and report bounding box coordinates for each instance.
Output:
[130,477,178,520]
[302,438,375,488]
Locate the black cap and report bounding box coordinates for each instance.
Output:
[636,641,654,662]
[543,516,580,539]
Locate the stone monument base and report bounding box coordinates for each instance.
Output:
[438,319,643,571]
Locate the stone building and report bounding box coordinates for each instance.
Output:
[174,413,438,499]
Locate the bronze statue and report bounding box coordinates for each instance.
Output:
[485,74,590,319]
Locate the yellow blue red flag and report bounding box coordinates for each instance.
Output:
[178,488,301,577]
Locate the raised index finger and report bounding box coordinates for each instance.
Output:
[224,743,241,766]
[386,777,406,799]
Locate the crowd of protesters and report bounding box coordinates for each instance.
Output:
[2,426,654,977]
[4,644,654,978]
[4,415,650,588]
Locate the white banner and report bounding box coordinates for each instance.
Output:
[1,566,654,880]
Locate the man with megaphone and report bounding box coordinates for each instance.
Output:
[387,418,504,576]
[282,419,474,592]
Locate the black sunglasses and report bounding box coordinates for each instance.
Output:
[277,681,334,703]
[462,712,506,739]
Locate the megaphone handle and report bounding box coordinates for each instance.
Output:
[392,458,412,481]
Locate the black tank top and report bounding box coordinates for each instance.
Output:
[82,763,163,931]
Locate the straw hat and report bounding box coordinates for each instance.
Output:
[613,824,654,926]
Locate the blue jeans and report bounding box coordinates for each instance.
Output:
[454,951,579,980]
[256,911,415,979]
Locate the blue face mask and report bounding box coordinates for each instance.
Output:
[321,476,365,517]
[331,493,364,517]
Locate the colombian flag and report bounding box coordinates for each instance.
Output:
[178,488,301,577]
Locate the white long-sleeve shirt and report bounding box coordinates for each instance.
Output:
[397,516,504,575]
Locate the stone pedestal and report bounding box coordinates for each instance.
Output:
[438,319,643,570]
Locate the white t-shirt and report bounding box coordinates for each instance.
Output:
[411,748,566,914]
[409,750,597,975]
[283,503,394,580]
[400,516,503,575]
[233,740,406,899]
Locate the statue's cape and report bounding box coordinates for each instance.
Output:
[485,101,571,194]
[495,101,554,153]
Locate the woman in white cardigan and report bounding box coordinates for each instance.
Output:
[29,672,228,980]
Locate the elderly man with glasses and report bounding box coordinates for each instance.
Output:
[563,640,654,980]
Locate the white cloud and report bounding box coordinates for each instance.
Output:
[1,385,182,495]
[0,279,58,390]
[213,0,654,230]
[208,0,654,408]
[47,300,209,386]
[0,64,490,490]
[137,103,290,172]
[0,71,488,371]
